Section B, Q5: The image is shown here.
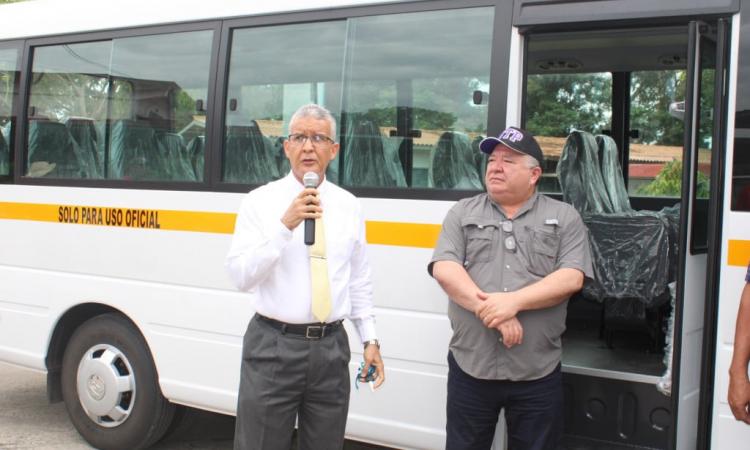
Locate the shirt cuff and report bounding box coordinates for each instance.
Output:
[354,317,377,343]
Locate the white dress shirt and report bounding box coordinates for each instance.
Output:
[226,172,376,342]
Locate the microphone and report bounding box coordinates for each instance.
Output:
[303,171,319,246]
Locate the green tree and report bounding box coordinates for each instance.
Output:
[630,70,685,145]
[637,159,709,197]
[525,73,612,137]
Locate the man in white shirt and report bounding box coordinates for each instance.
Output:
[226,104,385,450]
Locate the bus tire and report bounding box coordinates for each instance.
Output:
[61,313,175,450]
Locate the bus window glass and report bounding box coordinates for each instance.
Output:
[0,48,17,177]
[107,31,212,182]
[689,34,717,252]
[732,8,750,211]
[341,7,493,189]
[524,71,613,192]
[27,30,213,182]
[28,41,110,179]
[629,70,687,197]
[223,22,346,184]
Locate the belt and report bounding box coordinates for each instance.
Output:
[256,314,343,339]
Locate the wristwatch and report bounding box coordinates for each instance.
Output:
[364,339,380,350]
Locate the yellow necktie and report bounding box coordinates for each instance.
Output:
[310,217,332,322]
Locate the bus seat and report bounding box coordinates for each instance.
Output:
[430,131,483,190]
[581,209,676,349]
[155,131,195,181]
[224,121,279,184]
[596,134,631,212]
[556,130,614,213]
[582,211,674,303]
[558,131,677,347]
[66,118,102,179]
[27,119,81,178]
[109,120,158,180]
[270,136,290,177]
[0,131,8,176]
[472,135,486,187]
[343,118,406,188]
[186,135,205,181]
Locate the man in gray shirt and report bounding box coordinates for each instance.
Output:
[429,126,593,450]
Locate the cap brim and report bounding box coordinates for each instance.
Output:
[479,137,529,158]
[478,137,502,154]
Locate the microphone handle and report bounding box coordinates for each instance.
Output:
[304,218,315,245]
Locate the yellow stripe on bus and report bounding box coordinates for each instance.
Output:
[728,239,750,267]
[366,220,441,249]
[0,201,442,248]
[0,201,236,234]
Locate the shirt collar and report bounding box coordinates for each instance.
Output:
[488,191,539,220]
[285,171,330,194]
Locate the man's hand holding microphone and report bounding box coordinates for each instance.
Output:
[282,171,321,240]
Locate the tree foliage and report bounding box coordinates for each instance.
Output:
[525,70,687,147]
[525,74,612,137]
[636,159,710,197]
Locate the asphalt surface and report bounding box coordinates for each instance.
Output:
[0,362,386,450]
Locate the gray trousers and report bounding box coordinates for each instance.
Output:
[234,315,351,450]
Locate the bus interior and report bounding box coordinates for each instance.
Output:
[523,20,717,448]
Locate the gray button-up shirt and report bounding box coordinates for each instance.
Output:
[429,191,593,381]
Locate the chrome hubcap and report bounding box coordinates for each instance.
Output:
[76,344,136,428]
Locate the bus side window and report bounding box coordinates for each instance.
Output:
[340,7,494,190]
[27,30,212,183]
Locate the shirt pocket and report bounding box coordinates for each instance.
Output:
[461,217,498,264]
[525,227,560,276]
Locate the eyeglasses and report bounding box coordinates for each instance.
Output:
[501,220,517,253]
[287,133,335,147]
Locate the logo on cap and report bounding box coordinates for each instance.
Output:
[499,128,524,143]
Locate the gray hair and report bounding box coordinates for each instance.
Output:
[524,154,541,170]
[288,104,337,140]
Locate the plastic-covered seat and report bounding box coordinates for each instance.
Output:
[108,120,157,180]
[557,130,614,213]
[472,135,487,187]
[155,131,195,181]
[0,129,8,176]
[558,130,679,349]
[66,118,102,179]
[270,136,290,177]
[27,119,81,178]
[186,135,205,181]
[223,121,280,184]
[596,134,631,212]
[582,210,674,303]
[342,118,406,188]
[430,131,483,190]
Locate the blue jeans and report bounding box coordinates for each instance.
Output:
[446,352,563,450]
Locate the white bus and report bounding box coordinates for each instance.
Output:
[1,0,749,448]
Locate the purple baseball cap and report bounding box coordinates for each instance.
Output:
[479,126,544,166]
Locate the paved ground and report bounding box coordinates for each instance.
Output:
[0,362,385,450]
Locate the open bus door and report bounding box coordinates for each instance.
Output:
[672,19,727,450]
[520,15,729,449]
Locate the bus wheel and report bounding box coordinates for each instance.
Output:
[61,313,175,449]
